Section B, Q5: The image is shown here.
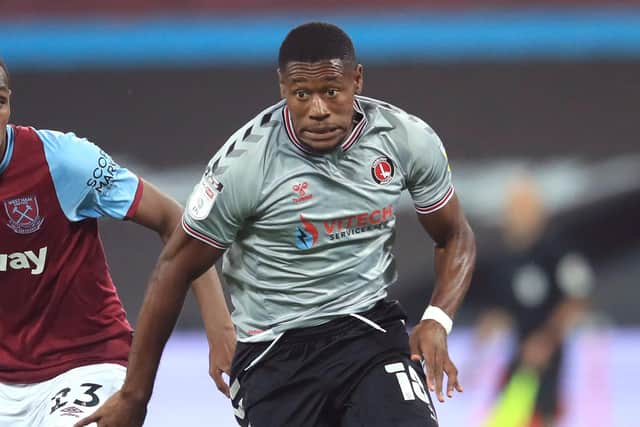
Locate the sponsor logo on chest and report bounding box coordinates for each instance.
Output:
[293,205,395,249]
[0,246,48,275]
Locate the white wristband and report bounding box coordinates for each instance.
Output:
[421,305,453,335]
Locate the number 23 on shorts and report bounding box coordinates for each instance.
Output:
[50,383,103,416]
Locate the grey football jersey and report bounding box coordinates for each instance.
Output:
[183,96,454,342]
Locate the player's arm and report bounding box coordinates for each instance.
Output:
[75,228,225,427]
[520,252,594,370]
[409,194,476,402]
[129,179,235,395]
[417,194,475,322]
[519,298,586,372]
[399,117,476,403]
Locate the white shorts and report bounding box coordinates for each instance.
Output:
[0,363,126,427]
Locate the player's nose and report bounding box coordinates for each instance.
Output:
[309,96,330,121]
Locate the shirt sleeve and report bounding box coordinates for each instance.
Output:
[182,133,260,250]
[38,129,143,221]
[403,118,454,215]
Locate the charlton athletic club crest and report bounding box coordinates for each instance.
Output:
[371,156,395,185]
[4,196,44,234]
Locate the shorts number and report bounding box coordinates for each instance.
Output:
[74,383,103,407]
[385,362,429,402]
[385,362,437,421]
[50,383,103,414]
[50,388,71,414]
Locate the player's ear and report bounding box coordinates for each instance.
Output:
[354,64,363,95]
[278,69,287,99]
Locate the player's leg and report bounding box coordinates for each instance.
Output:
[36,363,126,427]
[530,348,563,427]
[0,381,41,427]
[232,376,331,427]
[341,358,439,427]
[230,342,331,427]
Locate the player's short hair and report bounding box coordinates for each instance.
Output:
[0,59,9,89]
[278,22,357,70]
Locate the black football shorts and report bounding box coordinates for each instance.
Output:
[230,300,439,427]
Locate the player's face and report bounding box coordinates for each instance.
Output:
[280,59,363,152]
[0,70,10,149]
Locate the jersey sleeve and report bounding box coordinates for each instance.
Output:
[38,129,143,221]
[403,118,454,215]
[182,130,261,250]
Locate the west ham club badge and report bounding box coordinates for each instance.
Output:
[4,195,44,234]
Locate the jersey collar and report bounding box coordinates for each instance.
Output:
[0,125,15,176]
[282,99,369,155]
[341,99,368,152]
[354,95,395,136]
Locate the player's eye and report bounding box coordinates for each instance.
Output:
[326,88,339,97]
[295,90,309,100]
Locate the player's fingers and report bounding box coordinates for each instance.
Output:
[433,352,445,402]
[448,357,464,393]
[213,362,232,377]
[410,353,423,363]
[426,367,435,392]
[445,360,459,398]
[73,413,100,427]
[212,368,230,398]
[424,351,436,392]
[222,366,232,376]
[220,359,232,375]
[409,335,422,362]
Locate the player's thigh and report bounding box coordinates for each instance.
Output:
[534,349,563,417]
[231,374,332,427]
[39,363,126,427]
[0,381,39,427]
[341,358,438,427]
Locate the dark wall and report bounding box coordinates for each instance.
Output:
[11,62,638,167]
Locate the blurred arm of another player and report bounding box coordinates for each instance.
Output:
[520,253,594,371]
[74,225,226,427]
[129,180,235,397]
[409,194,476,403]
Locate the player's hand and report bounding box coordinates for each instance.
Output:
[73,390,147,427]
[209,325,237,398]
[520,329,554,371]
[409,319,463,403]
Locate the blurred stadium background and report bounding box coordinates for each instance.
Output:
[2,0,639,425]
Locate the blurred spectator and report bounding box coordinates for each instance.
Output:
[470,173,595,427]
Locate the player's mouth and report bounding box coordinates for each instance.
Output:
[301,126,343,142]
